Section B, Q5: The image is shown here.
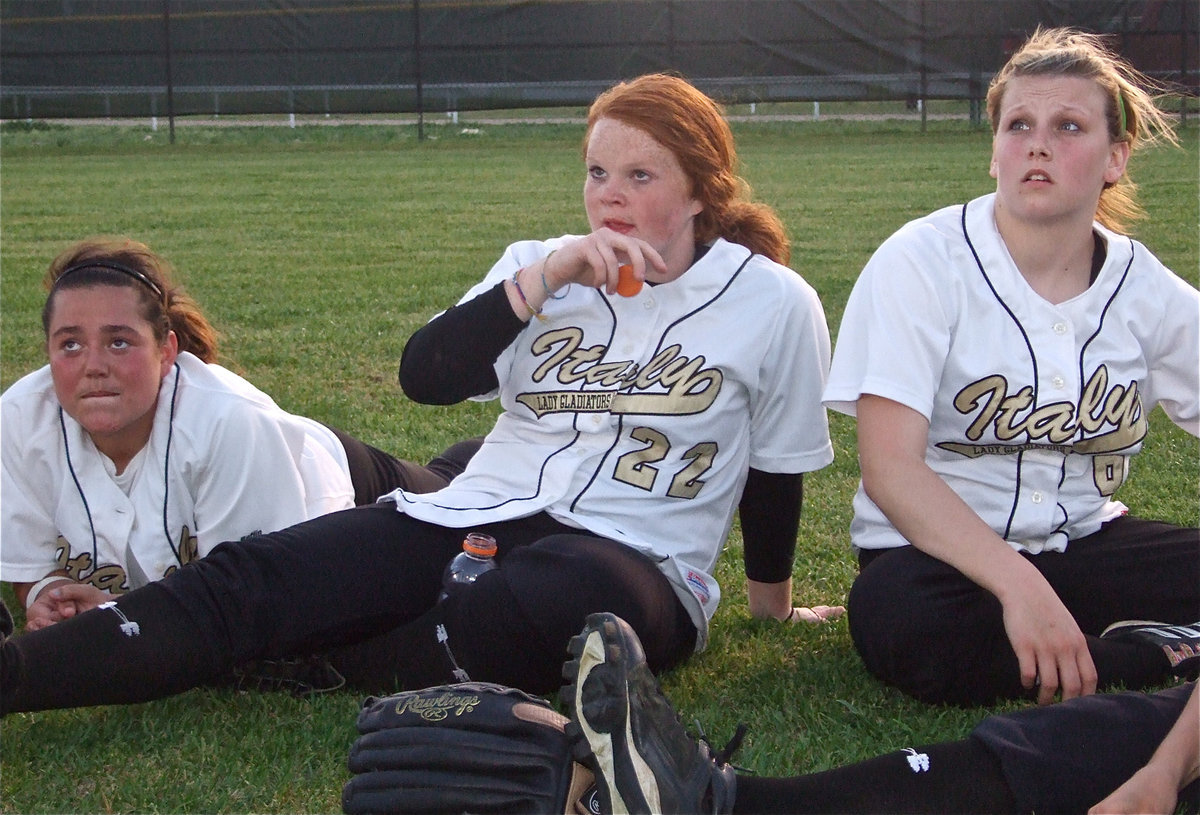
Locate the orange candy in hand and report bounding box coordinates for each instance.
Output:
[616,264,643,297]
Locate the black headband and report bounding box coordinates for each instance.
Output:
[54,259,165,301]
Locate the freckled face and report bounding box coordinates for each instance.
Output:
[584,117,704,282]
[46,285,177,458]
[990,74,1129,228]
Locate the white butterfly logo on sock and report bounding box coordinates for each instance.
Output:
[903,747,930,773]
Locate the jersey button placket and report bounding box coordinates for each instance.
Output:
[1045,314,1075,395]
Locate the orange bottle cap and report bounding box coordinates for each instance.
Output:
[462,533,497,557]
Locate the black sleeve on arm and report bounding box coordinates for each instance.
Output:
[398,282,526,405]
[739,468,804,584]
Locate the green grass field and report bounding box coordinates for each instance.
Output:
[1,115,1197,814]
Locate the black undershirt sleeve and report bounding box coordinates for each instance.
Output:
[739,468,803,584]
[398,282,525,405]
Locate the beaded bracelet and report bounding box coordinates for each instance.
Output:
[511,268,547,322]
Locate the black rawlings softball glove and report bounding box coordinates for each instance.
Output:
[342,682,596,815]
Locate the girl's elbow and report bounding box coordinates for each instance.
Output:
[858,453,904,506]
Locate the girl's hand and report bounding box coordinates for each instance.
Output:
[544,229,667,296]
[785,605,845,624]
[25,582,109,631]
[506,229,669,321]
[747,579,845,624]
[1000,575,1097,705]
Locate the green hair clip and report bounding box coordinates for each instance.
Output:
[1116,90,1127,135]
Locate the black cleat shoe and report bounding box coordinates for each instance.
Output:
[1101,620,1200,680]
[229,654,346,697]
[560,612,740,814]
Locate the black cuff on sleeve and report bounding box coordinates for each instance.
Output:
[739,469,803,583]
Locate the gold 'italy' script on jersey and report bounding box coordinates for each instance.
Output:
[937,364,1147,458]
[514,326,723,418]
[50,525,200,595]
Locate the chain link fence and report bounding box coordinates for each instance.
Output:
[2,0,1194,122]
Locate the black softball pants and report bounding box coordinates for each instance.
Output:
[1,504,696,712]
[328,431,484,504]
[848,515,1199,706]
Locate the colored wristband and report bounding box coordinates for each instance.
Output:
[541,250,569,300]
[511,268,546,322]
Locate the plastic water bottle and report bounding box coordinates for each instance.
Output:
[439,532,498,601]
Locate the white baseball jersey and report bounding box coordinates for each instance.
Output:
[824,193,1199,554]
[385,236,834,643]
[1,352,354,593]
